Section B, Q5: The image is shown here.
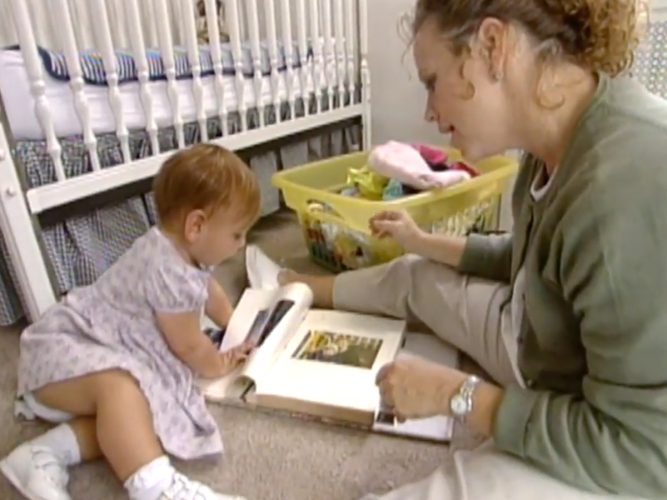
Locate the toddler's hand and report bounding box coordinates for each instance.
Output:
[217,340,255,377]
[370,210,425,252]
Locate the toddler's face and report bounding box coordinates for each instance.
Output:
[189,207,250,267]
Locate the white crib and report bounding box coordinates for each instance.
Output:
[0,0,371,322]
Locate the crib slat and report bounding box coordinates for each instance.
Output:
[181,0,209,141]
[203,0,230,136]
[71,0,94,50]
[109,0,128,49]
[227,0,248,132]
[155,0,185,149]
[125,0,160,155]
[93,0,131,163]
[143,0,159,49]
[321,0,335,110]
[295,0,310,116]
[333,0,346,106]
[28,0,56,50]
[344,0,355,103]
[55,0,100,172]
[359,0,371,148]
[308,0,323,114]
[264,0,282,124]
[247,0,266,127]
[8,0,64,181]
[280,0,296,119]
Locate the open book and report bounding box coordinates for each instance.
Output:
[200,246,458,442]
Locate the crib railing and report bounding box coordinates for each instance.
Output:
[4,0,370,205]
[0,0,370,321]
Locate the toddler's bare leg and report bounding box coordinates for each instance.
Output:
[66,417,101,461]
[33,369,162,481]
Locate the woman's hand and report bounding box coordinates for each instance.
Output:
[369,210,426,253]
[216,340,255,377]
[377,355,505,437]
[375,355,467,420]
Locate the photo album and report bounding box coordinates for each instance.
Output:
[199,246,458,442]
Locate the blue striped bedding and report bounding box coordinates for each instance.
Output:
[6,41,311,86]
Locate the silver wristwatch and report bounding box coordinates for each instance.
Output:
[449,375,481,423]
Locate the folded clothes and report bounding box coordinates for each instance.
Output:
[368,141,472,191]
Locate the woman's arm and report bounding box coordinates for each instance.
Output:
[370,211,512,280]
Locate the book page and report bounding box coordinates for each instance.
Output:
[202,282,313,401]
[254,310,405,418]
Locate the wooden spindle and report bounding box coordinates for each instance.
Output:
[227,0,248,131]
[181,0,209,141]
[9,0,64,180]
[344,0,355,102]
[143,0,159,48]
[155,0,185,148]
[321,0,335,110]
[333,0,346,105]
[28,0,55,50]
[308,0,323,113]
[264,0,282,124]
[359,0,371,148]
[295,0,310,115]
[280,0,296,119]
[204,0,230,136]
[109,0,129,49]
[94,0,131,162]
[126,0,160,154]
[55,0,100,172]
[71,0,94,50]
[247,0,265,127]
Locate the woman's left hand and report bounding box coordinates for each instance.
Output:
[376,356,467,420]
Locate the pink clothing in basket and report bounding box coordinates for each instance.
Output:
[368,141,474,190]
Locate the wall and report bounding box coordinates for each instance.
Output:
[367,0,444,147]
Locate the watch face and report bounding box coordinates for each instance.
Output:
[450,395,467,415]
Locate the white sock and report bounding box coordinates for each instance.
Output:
[124,456,175,500]
[30,423,81,466]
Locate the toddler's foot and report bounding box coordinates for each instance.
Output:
[160,472,245,500]
[126,456,245,500]
[0,443,71,500]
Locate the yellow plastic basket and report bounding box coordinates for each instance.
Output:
[272,148,518,272]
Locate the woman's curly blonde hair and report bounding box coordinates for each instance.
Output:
[408,0,646,76]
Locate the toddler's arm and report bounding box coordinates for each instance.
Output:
[205,278,234,329]
[156,310,246,378]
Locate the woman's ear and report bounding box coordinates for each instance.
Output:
[475,17,511,81]
[183,209,207,243]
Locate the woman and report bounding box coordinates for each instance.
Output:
[283,0,667,498]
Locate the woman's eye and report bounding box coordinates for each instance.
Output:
[424,77,436,92]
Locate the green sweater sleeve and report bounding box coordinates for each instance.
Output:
[458,233,513,283]
[493,175,667,497]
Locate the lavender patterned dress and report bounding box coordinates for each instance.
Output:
[17,227,223,460]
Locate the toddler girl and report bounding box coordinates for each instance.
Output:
[0,144,259,500]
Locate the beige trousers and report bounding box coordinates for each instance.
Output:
[333,255,644,500]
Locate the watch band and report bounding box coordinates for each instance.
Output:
[452,375,481,422]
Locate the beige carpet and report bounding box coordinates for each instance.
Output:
[0,211,455,500]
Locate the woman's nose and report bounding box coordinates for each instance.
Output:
[424,106,436,123]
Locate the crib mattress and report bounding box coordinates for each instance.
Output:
[0,50,322,140]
